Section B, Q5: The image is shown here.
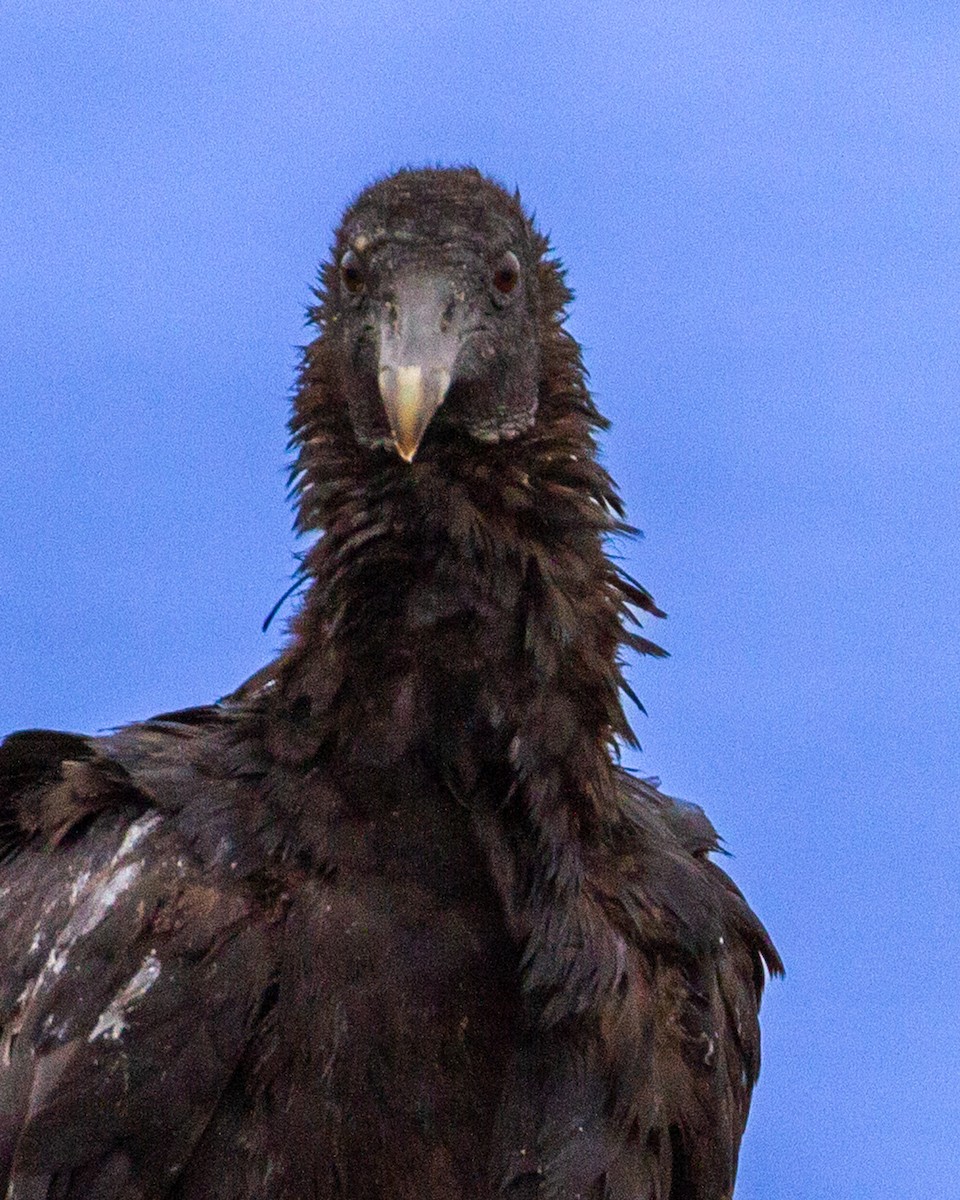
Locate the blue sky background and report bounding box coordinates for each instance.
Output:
[1,4,957,1196]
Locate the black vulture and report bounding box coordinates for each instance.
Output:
[0,167,781,1200]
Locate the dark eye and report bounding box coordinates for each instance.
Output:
[492,251,521,296]
[339,248,365,295]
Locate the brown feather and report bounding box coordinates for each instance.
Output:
[0,167,779,1199]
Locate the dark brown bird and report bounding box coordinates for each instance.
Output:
[0,167,780,1200]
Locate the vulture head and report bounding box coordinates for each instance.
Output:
[320,168,545,461]
[288,167,610,542]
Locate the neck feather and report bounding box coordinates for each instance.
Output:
[263,320,664,825]
[251,306,670,1036]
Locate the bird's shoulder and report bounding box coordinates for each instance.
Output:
[618,775,782,1160]
[0,707,281,1197]
[495,773,782,1199]
[611,772,780,971]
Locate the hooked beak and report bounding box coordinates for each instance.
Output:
[377,277,462,462]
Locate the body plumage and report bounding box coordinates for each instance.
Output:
[0,168,780,1199]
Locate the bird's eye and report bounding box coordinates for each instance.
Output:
[492,251,521,297]
[339,249,365,295]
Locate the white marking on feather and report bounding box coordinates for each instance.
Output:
[15,816,163,1044]
[69,868,91,905]
[88,952,161,1042]
[70,861,143,939]
[111,813,162,865]
[30,859,145,998]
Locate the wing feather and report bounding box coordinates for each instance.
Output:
[492,775,780,1200]
[0,722,277,1200]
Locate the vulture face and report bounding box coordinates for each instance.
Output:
[321,168,543,461]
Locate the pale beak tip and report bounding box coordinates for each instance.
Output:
[379,363,450,464]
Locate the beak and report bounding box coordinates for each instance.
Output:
[377,276,462,462]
